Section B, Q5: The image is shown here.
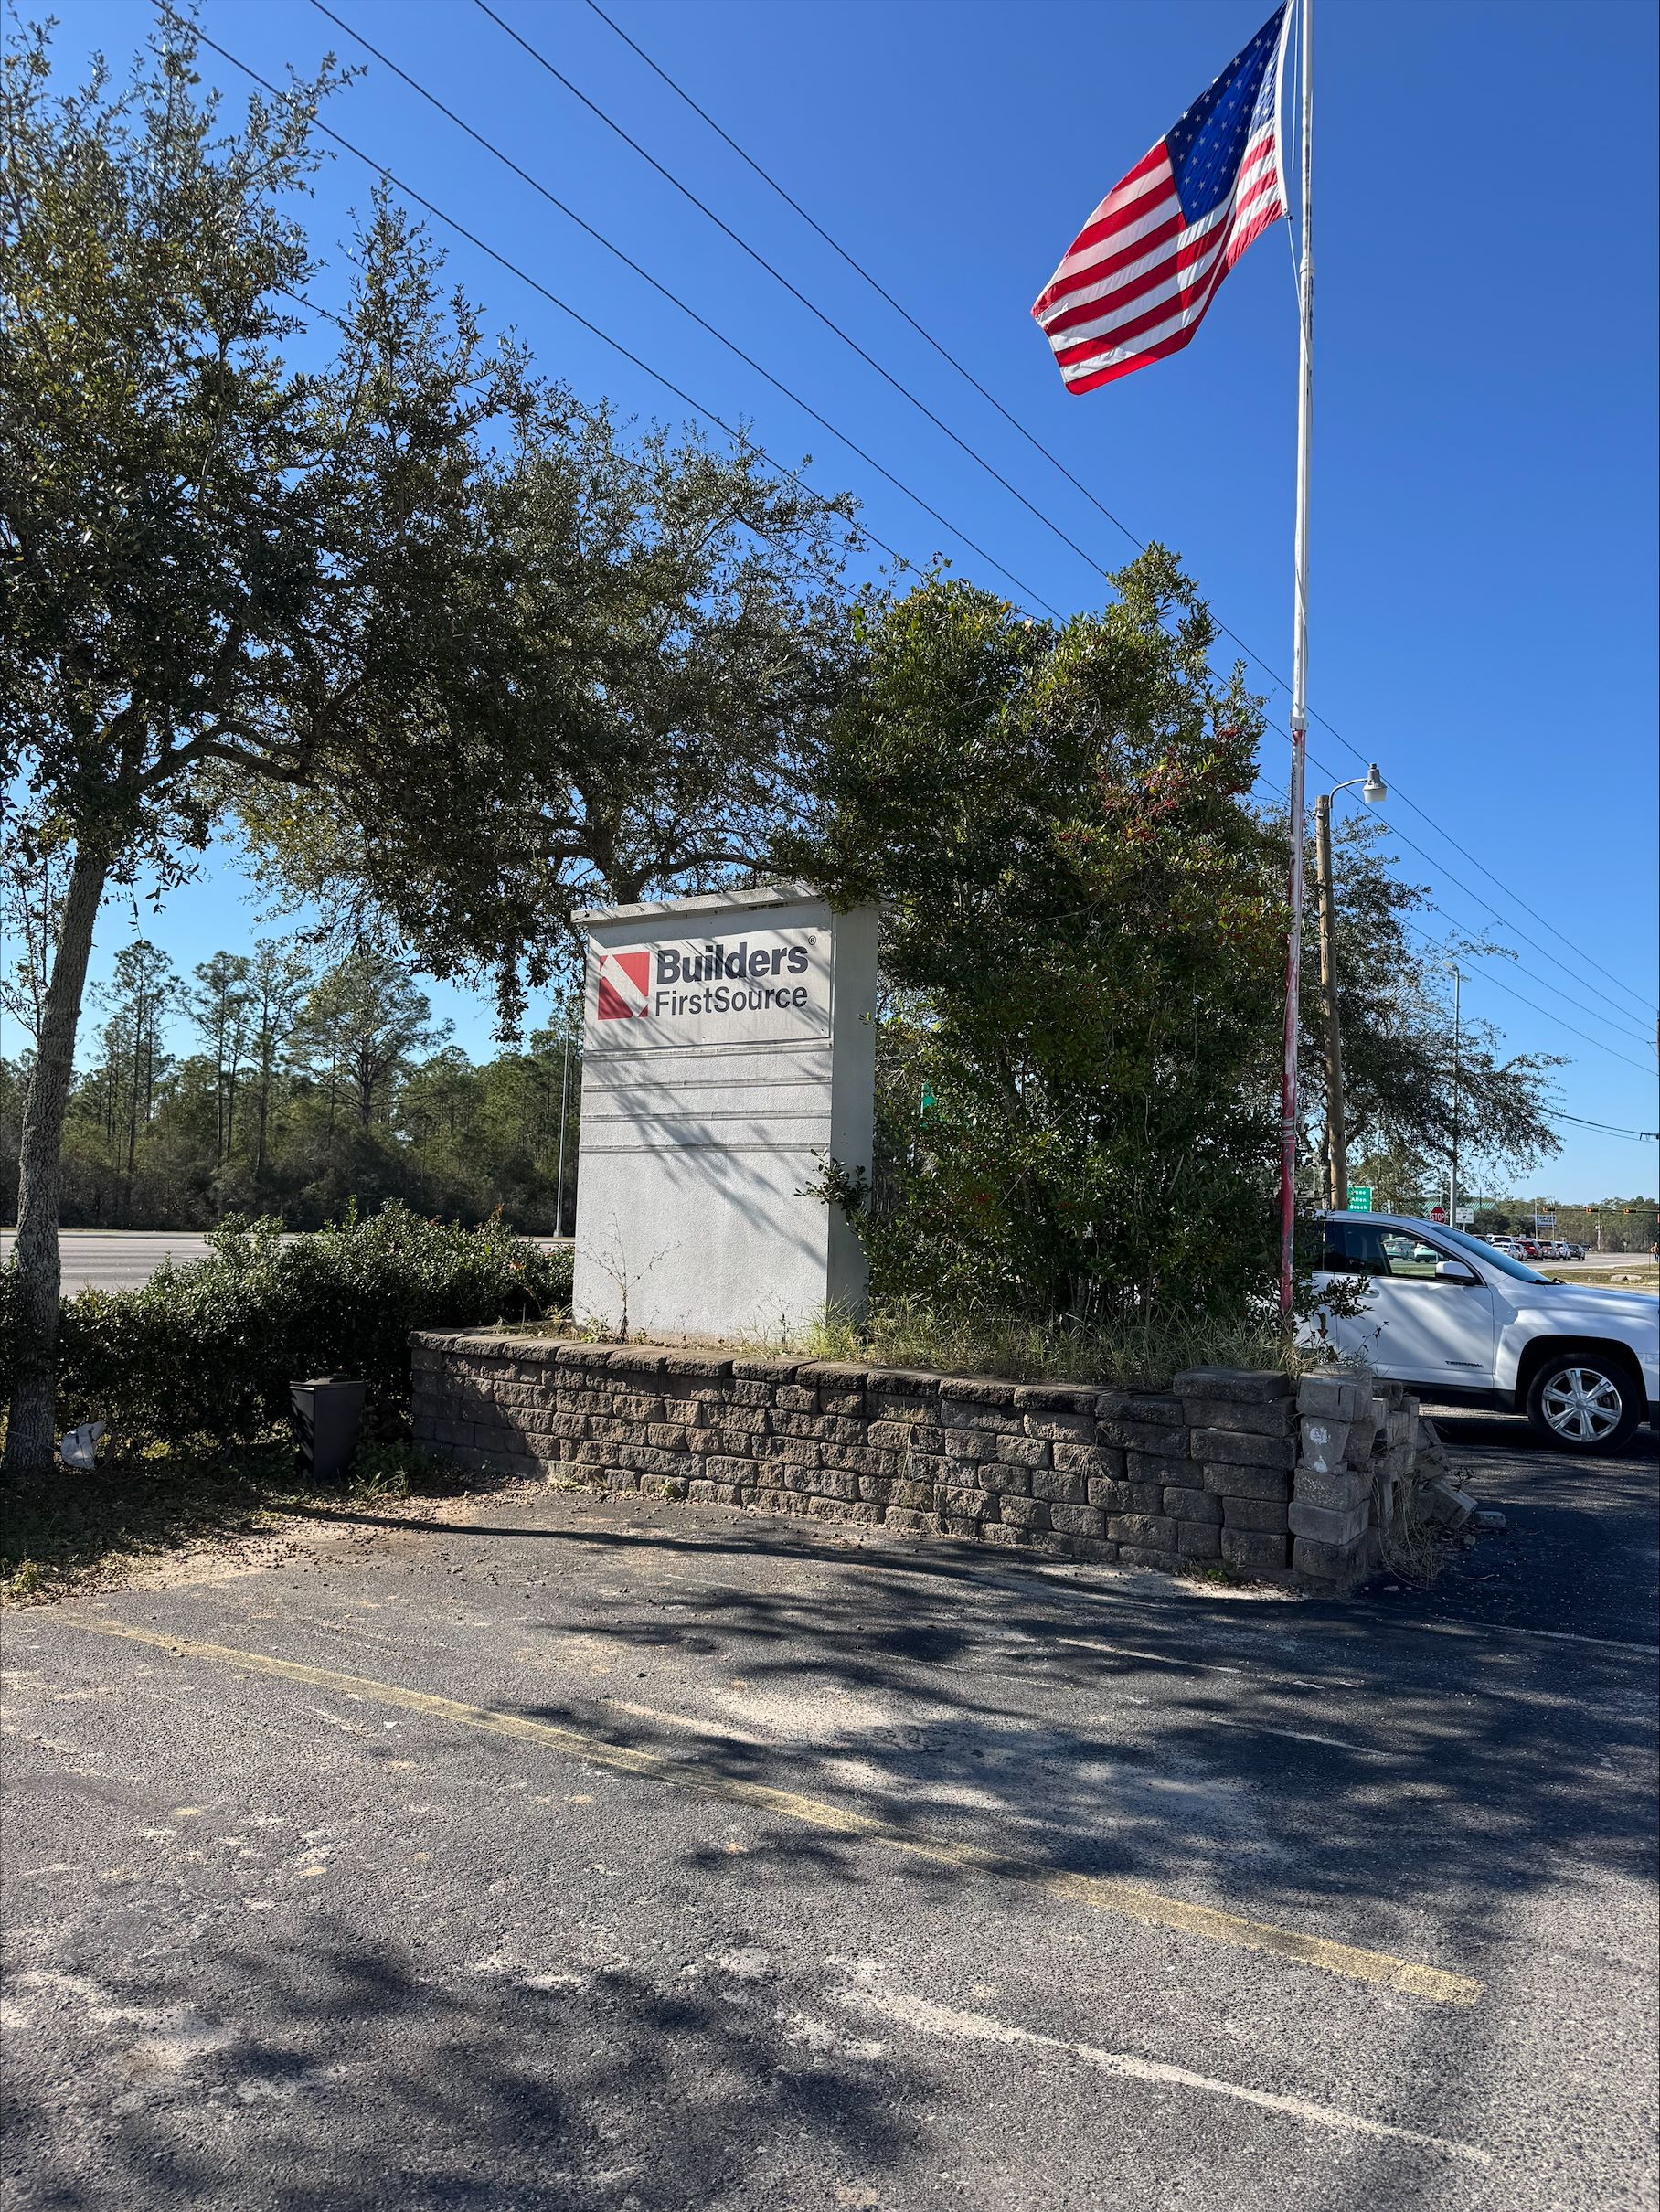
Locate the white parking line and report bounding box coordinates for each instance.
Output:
[1386,1618,1657,1658]
[1048,1632,1364,1694]
[1027,1629,1656,1728]
[1195,1713,1363,1754]
[835,1969,1490,2167]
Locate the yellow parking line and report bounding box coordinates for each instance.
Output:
[70,1617,1481,2006]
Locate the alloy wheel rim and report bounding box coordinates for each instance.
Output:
[1540,1367,1623,1442]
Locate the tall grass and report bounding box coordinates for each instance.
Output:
[793,1296,1310,1390]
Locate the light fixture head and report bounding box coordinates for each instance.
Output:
[1362,763,1388,803]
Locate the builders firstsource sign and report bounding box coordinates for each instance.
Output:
[572,888,876,1338]
[591,930,823,1036]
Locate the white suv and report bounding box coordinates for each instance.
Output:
[1310,1212,1658,1453]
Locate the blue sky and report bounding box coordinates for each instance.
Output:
[37,0,1660,1200]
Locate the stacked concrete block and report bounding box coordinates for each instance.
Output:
[1288,1371,1394,1587]
[1172,1367,1297,1576]
[410,1335,1428,1596]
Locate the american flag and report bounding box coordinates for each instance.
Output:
[1032,6,1293,394]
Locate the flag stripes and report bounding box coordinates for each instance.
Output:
[1032,7,1293,394]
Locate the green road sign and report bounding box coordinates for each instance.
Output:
[1346,1185,1374,1211]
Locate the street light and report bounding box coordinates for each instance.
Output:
[1314,764,1386,1209]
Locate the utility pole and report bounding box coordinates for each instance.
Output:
[1449,965,1462,1228]
[1314,789,1346,1208]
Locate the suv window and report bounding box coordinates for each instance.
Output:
[1323,1222,1451,1279]
[1322,1221,1388,1274]
[1378,1231,1442,1279]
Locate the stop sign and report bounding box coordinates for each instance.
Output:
[1430,1205,1446,1222]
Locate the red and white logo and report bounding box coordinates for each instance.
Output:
[595,948,650,1021]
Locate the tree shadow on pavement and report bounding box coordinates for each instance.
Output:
[2,1918,922,2212]
[491,1513,1659,1975]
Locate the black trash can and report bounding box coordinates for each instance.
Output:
[289,1376,368,1483]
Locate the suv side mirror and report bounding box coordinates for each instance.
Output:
[1434,1259,1480,1285]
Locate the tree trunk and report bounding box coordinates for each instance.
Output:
[255,1055,271,1170]
[5,844,109,1478]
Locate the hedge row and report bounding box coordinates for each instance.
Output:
[0,1206,571,1452]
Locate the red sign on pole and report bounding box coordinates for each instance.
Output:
[1430,1206,1447,1222]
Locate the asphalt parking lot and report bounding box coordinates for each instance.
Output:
[3,1413,1655,2211]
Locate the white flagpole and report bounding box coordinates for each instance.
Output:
[1278,0,1314,1317]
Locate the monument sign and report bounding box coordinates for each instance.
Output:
[570,884,878,1340]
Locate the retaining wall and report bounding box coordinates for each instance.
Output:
[410,1334,1440,1593]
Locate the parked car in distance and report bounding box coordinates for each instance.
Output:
[1309,1212,1658,1452]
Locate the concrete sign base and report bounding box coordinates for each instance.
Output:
[570,884,878,1341]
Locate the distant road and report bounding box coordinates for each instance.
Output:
[0,1229,573,1294]
[0,1228,1641,1295]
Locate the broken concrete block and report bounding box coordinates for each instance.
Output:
[1421,1479,1475,1532]
[1296,1373,1367,1422]
[1300,1417,1352,1473]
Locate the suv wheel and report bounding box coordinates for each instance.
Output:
[1525,1351,1644,1453]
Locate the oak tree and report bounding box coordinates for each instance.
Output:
[1,21,515,1469]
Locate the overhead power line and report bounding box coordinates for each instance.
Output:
[191,5,1649,1052]
[1251,764,1656,1071]
[165,12,1056,614]
[267,0,1648,1099]
[1410,914,1655,1055]
[1396,917,1657,1078]
[1256,741,1655,1051]
[574,0,1152,553]
[299,1,1060,615]
[569,0,1657,1028]
[1309,728,1655,1022]
[463,0,1113,589]
[1549,1111,1659,1142]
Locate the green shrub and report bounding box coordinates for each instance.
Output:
[775,555,1286,1329]
[0,1204,571,1453]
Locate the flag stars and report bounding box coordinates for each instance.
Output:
[1034,5,1287,390]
